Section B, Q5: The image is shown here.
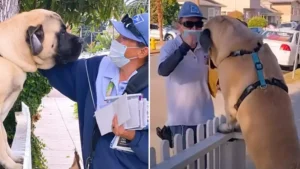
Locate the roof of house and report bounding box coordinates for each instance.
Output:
[177,0,226,7]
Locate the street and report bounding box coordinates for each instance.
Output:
[150,53,300,168]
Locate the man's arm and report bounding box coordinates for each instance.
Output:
[129,130,148,164]
[158,41,191,76]
[39,60,83,101]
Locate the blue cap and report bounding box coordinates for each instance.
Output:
[111,13,149,46]
[178,1,206,19]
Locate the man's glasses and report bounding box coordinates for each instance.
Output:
[121,14,148,46]
[181,21,203,29]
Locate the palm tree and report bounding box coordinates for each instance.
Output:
[156,0,163,41]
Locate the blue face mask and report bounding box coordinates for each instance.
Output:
[108,40,138,68]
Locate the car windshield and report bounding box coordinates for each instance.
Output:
[262,31,294,42]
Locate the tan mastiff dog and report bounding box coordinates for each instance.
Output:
[199,15,300,169]
[0,9,83,169]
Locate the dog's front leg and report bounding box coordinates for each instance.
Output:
[0,123,22,169]
[218,101,238,133]
[1,123,23,164]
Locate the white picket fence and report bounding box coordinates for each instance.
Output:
[11,102,32,169]
[150,115,247,169]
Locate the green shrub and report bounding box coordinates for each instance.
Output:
[248,16,267,27]
[4,72,52,169]
[86,31,114,53]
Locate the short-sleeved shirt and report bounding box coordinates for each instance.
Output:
[96,56,137,110]
[159,35,214,126]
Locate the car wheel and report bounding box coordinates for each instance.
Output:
[164,34,174,41]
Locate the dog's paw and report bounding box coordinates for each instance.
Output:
[12,163,23,169]
[218,123,235,133]
[233,123,242,132]
[12,156,24,164]
[4,163,23,169]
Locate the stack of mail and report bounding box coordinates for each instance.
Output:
[94,93,149,152]
[94,93,149,136]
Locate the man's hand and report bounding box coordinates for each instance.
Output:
[182,32,197,49]
[112,115,136,141]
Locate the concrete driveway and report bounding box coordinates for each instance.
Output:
[150,53,300,168]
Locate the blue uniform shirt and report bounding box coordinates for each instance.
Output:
[96,56,137,110]
[40,55,148,169]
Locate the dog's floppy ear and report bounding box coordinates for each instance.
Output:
[200,29,212,53]
[26,25,44,55]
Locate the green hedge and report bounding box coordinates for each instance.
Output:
[4,72,51,169]
[248,16,267,27]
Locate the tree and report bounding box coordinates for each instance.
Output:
[227,10,244,21]
[20,0,125,28]
[151,0,179,25]
[0,0,19,21]
[162,0,180,25]
[248,16,268,27]
[150,0,157,23]
[156,0,163,41]
[126,0,148,16]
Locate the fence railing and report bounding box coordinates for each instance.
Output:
[150,115,246,169]
[11,102,32,169]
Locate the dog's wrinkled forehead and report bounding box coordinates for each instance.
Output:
[200,16,250,53]
[27,9,64,29]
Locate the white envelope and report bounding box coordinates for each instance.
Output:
[95,94,131,135]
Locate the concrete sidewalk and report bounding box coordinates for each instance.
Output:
[34,89,82,169]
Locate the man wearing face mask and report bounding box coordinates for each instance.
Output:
[157,1,214,148]
[39,13,149,169]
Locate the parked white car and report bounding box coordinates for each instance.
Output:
[262,29,300,68]
[150,23,180,41]
[278,22,298,30]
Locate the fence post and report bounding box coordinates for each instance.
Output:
[150,147,157,168]
[196,124,205,169]
[213,117,220,169]
[219,115,234,169]
[232,139,246,169]
[186,128,195,169]
[160,140,171,162]
[206,120,214,169]
[174,134,183,155]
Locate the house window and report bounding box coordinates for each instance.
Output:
[208,8,215,19]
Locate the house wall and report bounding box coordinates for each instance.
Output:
[272,3,291,22]
[199,6,221,19]
[214,0,259,13]
[291,1,300,22]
